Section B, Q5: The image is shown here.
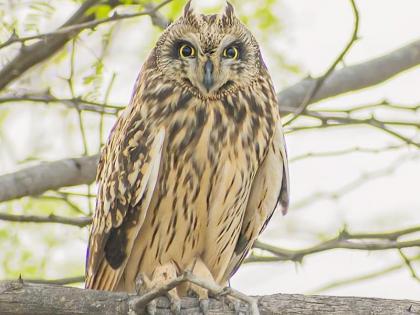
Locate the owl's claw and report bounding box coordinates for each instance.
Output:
[199,298,209,315]
[146,300,157,315]
[168,294,182,315]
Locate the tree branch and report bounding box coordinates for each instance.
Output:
[0,91,123,114]
[0,281,419,315]
[0,0,172,51]
[292,153,419,209]
[284,0,360,125]
[308,254,420,294]
[0,213,91,228]
[0,155,99,202]
[0,0,172,92]
[20,276,85,285]
[278,38,420,114]
[250,225,420,263]
[0,0,99,91]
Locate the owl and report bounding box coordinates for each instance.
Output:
[85,0,289,313]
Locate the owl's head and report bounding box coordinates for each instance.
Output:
[154,1,263,99]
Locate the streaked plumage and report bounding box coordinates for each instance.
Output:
[85,0,289,300]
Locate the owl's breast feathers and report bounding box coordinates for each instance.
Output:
[85,58,289,291]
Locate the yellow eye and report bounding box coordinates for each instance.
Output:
[223,46,239,59]
[179,44,195,58]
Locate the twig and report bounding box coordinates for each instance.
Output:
[278,39,420,114]
[293,153,420,209]
[251,225,420,263]
[289,111,420,147]
[0,92,123,115]
[0,0,99,91]
[307,254,420,294]
[290,144,406,163]
[398,249,420,282]
[283,0,360,125]
[314,100,420,114]
[0,0,172,50]
[0,213,92,228]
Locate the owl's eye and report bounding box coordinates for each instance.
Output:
[179,44,195,58]
[223,46,239,60]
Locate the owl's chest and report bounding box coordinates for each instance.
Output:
[165,100,274,169]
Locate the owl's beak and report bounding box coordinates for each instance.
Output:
[203,60,214,92]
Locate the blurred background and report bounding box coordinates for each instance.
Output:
[0,0,419,301]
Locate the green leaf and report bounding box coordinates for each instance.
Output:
[86,4,111,19]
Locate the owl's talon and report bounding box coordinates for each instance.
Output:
[169,295,182,315]
[217,287,231,297]
[146,300,157,315]
[223,295,244,315]
[199,298,209,315]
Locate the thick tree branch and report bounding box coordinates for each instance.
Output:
[0,155,99,202]
[21,276,85,285]
[278,38,420,114]
[0,281,419,315]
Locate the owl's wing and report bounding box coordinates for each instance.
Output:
[85,110,165,291]
[223,121,289,280]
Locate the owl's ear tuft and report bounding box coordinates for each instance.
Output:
[223,2,236,25]
[183,0,194,19]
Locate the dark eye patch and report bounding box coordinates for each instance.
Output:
[171,40,196,59]
[224,40,245,60]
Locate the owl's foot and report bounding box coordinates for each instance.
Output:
[135,262,182,315]
[199,298,209,315]
[217,287,259,315]
[220,293,245,315]
[178,257,214,315]
[134,273,158,315]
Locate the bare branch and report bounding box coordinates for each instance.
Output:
[0,0,172,91]
[0,0,99,91]
[314,100,420,114]
[0,91,123,114]
[289,110,420,147]
[308,254,420,294]
[398,249,420,282]
[1,280,420,314]
[250,225,420,263]
[20,276,85,285]
[293,153,419,209]
[290,144,406,163]
[0,0,172,51]
[284,0,360,124]
[0,155,99,202]
[0,213,91,228]
[278,38,420,114]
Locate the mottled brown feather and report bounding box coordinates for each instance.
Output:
[85,3,289,293]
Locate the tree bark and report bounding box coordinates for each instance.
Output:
[0,155,98,201]
[0,280,419,315]
[277,38,420,114]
